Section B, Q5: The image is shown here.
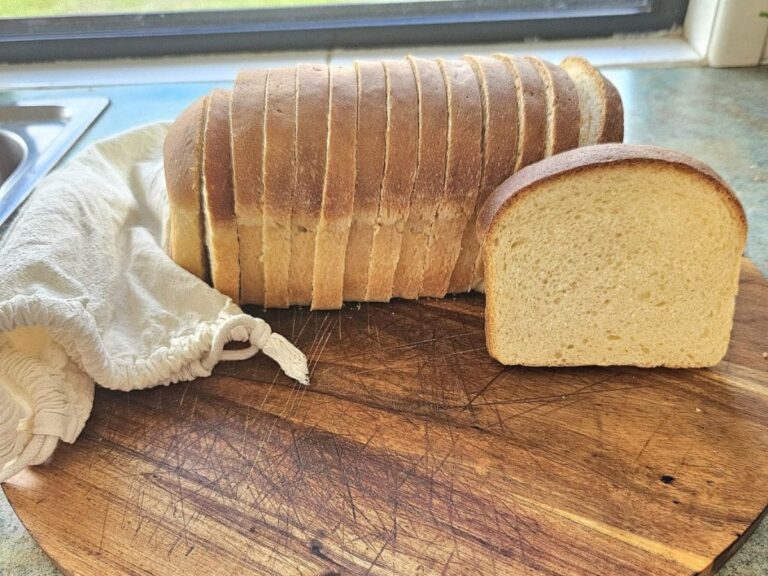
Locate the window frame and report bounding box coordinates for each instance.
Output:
[0,0,689,64]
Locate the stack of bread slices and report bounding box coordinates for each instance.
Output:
[164,54,623,309]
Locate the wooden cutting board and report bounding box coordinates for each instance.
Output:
[4,259,768,576]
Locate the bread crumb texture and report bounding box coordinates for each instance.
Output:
[485,162,745,368]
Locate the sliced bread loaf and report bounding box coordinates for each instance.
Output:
[477,144,747,368]
[419,58,483,298]
[232,69,268,305]
[165,94,209,281]
[343,61,387,302]
[262,67,297,309]
[392,56,448,300]
[202,88,239,302]
[525,56,580,156]
[290,63,330,306]
[366,59,419,302]
[311,65,358,310]
[448,55,518,294]
[560,56,624,145]
[493,54,546,171]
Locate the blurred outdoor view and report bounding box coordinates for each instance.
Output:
[0,0,648,18]
[1,0,419,18]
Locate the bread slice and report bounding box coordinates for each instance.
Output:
[525,56,580,156]
[493,54,546,171]
[392,56,448,300]
[201,88,239,302]
[311,65,358,310]
[365,59,419,302]
[164,94,209,281]
[419,58,483,298]
[262,67,297,309]
[232,69,268,305]
[560,56,624,146]
[448,55,518,294]
[343,61,387,302]
[560,56,624,145]
[477,144,747,368]
[290,63,330,306]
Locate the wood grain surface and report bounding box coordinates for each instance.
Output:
[4,259,768,576]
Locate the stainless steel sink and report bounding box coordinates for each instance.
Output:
[0,97,109,226]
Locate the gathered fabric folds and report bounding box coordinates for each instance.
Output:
[0,123,308,483]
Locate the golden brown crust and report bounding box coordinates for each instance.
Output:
[202,88,239,301]
[343,60,387,302]
[263,67,297,308]
[449,55,518,293]
[203,89,235,223]
[527,57,580,155]
[420,58,482,298]
[232,69,268,305]
[311,65,358,310]
[290,63,330,305]
[476,144,748,245]
[366,59,419,302]
[560,56,624,144]
[601,73,624,143]
[164,94,209,280]
[392,56,448,300]
[493,54,546,171]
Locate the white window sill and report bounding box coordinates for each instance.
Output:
[0,34,702,90]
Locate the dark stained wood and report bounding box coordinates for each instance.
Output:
[4,258,768,576]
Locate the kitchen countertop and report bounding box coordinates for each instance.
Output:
[0,64,766,575]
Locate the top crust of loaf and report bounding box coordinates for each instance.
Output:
[476,144,747,244]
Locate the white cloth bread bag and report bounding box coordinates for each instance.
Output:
[0,122,307,483]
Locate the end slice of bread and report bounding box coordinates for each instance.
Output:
[202,88,240,302]
[560,56,624,145]
[165,94,209,281]
[477,144,747,368]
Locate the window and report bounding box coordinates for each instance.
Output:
[0,0,689,63]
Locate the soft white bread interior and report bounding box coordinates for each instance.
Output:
[477,144,746,368]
